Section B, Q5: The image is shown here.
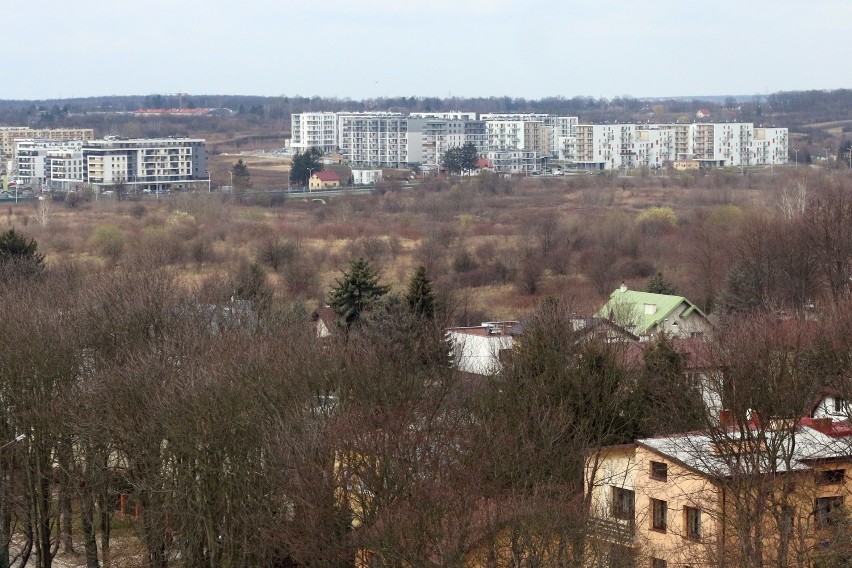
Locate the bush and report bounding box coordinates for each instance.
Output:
[88,225,125,262]
[257,237,297,272]
[636,207,678,235]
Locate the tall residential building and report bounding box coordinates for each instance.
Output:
[575,122,787,170]
[290,112,339,154]
[483,149,539,174]
[0,127,94,157]
[337,113,408,168]
[14,140,84,190]
[407,117,487,165]
[481,114,577,158]
[82,137,207,192]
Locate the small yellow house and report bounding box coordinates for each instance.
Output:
[309,171,341,190]
[587,417,852,567]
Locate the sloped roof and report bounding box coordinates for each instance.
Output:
[638,422,852,478]
[313,171,340,181]
[597,288,706,336]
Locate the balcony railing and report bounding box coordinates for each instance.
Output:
[588,517,635,544]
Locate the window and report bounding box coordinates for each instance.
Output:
[651,498,667,531]
[650,461,668,481]
[835,397,847,413]
[814,496,844,528]
[685,506,701,539]
[652,558,667,568]
[612,487,635,520]
[818,469,846,485]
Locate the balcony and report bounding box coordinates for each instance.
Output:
[589,517,635,544]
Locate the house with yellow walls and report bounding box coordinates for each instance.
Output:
[309,170,341,190]
[587,416,852,567]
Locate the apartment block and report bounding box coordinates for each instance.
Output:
[575,124,642,170]
[407,117,487,165]
[0,127,93,157]
[14,140,84,190]
[483,149,539,174]
[337,113,408,168]
[290,112,339,154]
[82,137,207,192]
[575,122,788,170]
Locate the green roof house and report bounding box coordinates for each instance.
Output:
[597,284,711,340]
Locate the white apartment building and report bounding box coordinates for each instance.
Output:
[0,127,93,157]
[486,120,552,156]
[575,122,788,170]
[83,137,208,192]
[14,140,84,190]
[337,113,408,168]
[483,149,539,174]
[481,114,577,159]
[407,117,487,165]
[290,112,339,154]
[573,123,642,170]
[635,127,674,169]
[752,127,788,165]
[552,116,579,160]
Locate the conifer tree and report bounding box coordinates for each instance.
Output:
[231,159,252,191]
[0,228,45,280]
[327,258,389,327]
[645,271,677,295]
[405,266,436,319]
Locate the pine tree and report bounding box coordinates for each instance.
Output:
[231,159,251,191]
[289,147,324,186]
[405,266,436,319]
[327,258,390,327]
[646,271,677,295]
[0,228,44,279]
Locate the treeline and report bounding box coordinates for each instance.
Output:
[2,235,852,567]
[8,88,852,133]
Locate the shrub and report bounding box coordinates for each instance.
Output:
[257,237,297,272]
[636,207,677,235]
[88,225,125,262]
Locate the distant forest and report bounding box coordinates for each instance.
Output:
[0,89,850,134]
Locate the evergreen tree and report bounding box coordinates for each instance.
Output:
[439,147,462,175]
[231,159,251,191]
[327,258,390,327]
[0,228,44,279]
[460,142,480,174]
[405,266,436,319]
[630,334,705,437]
[646,271,677,295]
[289,147,324,186]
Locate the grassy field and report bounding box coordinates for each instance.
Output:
[6,164,824,324]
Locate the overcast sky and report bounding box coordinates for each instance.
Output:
[1,0,849,101]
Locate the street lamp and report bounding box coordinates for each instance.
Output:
[0,433,25,451]
[792,149,798,168]
[306,167,315,192]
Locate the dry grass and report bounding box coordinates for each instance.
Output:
[10,166,843,322]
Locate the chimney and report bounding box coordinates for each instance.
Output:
[620,281,627,293]
[719,409,732,428]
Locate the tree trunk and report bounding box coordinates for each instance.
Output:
[98,496,111,568]
[80,491,99,568]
